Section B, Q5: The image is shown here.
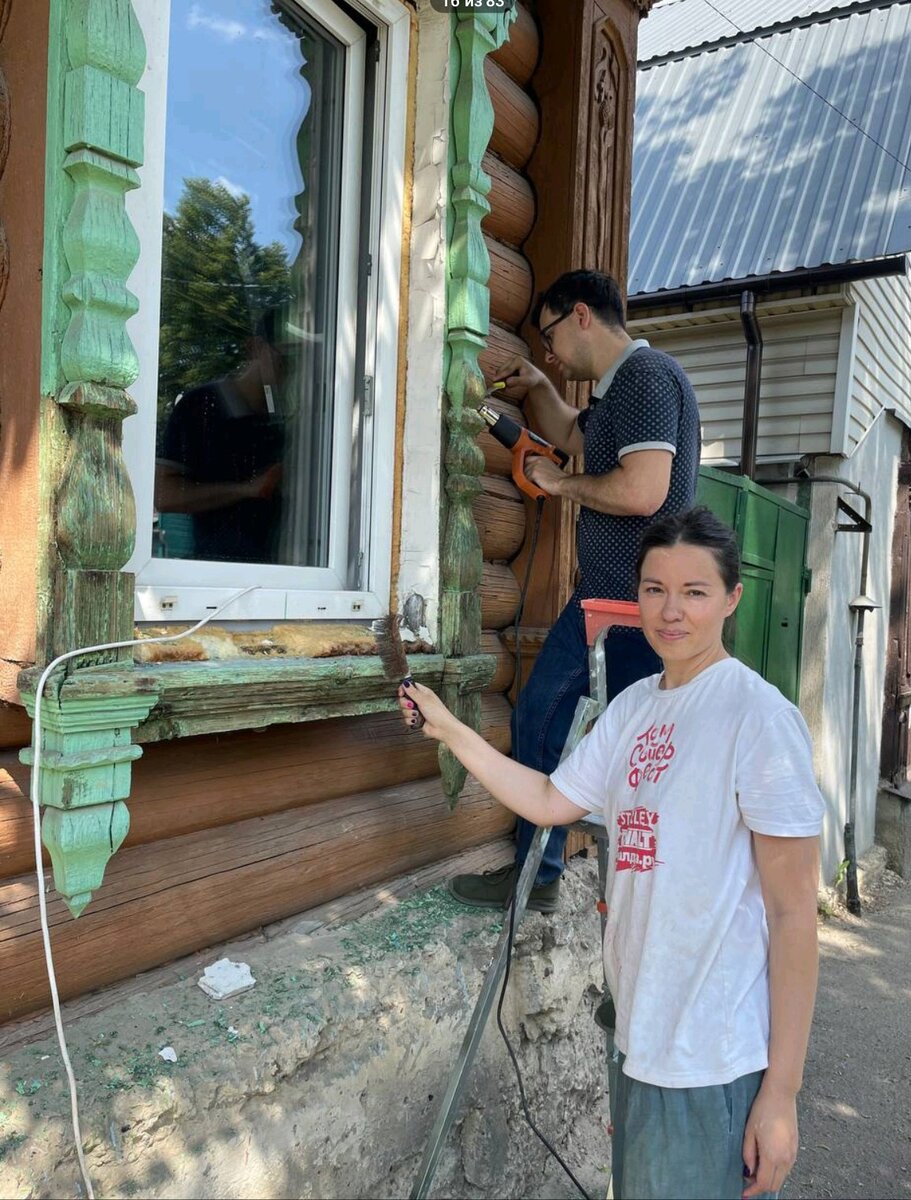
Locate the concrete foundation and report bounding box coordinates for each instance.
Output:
[0,860,608,1200]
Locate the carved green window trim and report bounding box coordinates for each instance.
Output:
[438,10,516,801]
[25,4,516,915]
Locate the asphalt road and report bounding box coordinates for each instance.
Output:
[785,877,911,1200]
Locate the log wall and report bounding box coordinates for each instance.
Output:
[0,10,532,1026]
[0,3,647,1024]
[476,2,543,698]
[479,0,646,640]
[1,776,513,1023]
[0,691,515,1020]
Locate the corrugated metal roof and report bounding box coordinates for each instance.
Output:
[639,0,869,63]
[628,2,911,296]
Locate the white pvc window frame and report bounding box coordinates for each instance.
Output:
[124,0,409,623]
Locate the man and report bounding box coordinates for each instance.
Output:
[449,269,701,912]
[155,306,293,564]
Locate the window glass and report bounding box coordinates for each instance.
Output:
[154,0,352,568]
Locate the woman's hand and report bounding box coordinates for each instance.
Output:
[397,681,462,744]
[741,1079,798,1198]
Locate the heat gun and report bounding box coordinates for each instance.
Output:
[477,401,569,501]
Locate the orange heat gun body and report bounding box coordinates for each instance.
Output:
[478,402,569,501]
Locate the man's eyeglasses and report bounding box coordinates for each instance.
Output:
[538,310,572,353]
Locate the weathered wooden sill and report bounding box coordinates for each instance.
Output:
[26,653,496,744]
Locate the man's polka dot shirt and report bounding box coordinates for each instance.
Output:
[574,345,701,604]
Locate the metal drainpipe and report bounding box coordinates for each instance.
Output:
[795,472,873,915]
[740,291,763,479]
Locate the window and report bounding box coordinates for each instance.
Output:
[125,0,408,622]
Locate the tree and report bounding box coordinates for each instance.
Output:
[157,178,291,433]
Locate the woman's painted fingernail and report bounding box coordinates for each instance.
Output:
[403,679,412,689]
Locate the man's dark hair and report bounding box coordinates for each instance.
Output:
[254,303,287,345]
[635,506,741,593]
[531,270,626,331]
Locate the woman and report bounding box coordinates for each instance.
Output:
[399,507,823,1200]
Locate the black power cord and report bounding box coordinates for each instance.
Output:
[497,895,594,1200]
[508,496,545,703]
[501,495,593,1200]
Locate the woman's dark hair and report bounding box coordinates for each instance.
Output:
[635,506,741,593]
[531,269,626,331]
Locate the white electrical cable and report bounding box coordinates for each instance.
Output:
[28,586,258,1200]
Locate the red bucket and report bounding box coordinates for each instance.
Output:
[580,598,641,647]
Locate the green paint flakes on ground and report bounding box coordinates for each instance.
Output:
[13,1079,42,1097]
[338,885,500,966]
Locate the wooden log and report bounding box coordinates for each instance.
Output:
[473,479,526,563]
[480,470,523,504]
[480,323,532,402]
[0,753,48,880]
[0,704,30,749]
[0,778,515,1023]
[482,152,535,247]
[0,0,45,708]
[0,698,513,880]
[480,630,515,696]
[487,234,534,329]
[486,59,538,170]
[481,561,522,630]
[489,2,539,87]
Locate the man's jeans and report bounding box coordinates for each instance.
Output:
[512,597,661,885]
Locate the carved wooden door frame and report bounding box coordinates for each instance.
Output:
[520,0,645,625]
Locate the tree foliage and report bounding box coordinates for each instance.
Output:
[158,178,291,432]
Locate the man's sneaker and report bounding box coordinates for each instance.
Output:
[447,863,560,913]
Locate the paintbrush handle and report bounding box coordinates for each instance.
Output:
[403,674,425,731]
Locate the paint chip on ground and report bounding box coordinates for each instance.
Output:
[197,958,256,1000]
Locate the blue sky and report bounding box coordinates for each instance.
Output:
[164,1,315,257]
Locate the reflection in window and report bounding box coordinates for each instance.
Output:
[154,0,359,567]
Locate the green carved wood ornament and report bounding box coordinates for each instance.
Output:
[439,10,516,804]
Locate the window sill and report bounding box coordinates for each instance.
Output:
[22,653,496,744]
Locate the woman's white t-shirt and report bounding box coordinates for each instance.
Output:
[550,656,825,1089]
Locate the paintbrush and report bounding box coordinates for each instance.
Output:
[372,614,425,730]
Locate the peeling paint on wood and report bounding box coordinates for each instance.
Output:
[18,676,157,915]
[440,10,515,805]
[19,653,495,746]
[30,0,147,915]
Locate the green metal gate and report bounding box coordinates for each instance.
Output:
[696,466,811,704]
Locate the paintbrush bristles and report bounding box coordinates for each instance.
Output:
[372,614,411,681]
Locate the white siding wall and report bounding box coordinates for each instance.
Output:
[630,299,845,463]
[846,271,911,454]
[797,415,901,881]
